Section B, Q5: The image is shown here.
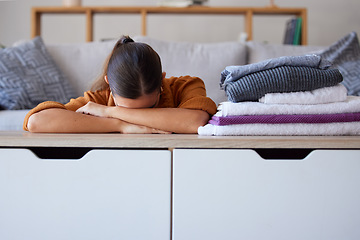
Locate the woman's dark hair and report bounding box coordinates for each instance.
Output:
[91,36,163,99]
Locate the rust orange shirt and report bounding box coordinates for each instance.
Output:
[23,76,217,131]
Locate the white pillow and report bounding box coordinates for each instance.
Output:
[133,36,247,105]
[246,41,326,64]
[0,110,29,131]
[46,40,117,96]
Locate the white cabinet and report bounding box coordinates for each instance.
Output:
[0,149,171,240]
[2,147,360,240]
[172,149,360,240]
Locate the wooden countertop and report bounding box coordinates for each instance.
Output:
[0,131,359,149]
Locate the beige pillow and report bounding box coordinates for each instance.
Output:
[47,40,117,96]
[246,41,326,64]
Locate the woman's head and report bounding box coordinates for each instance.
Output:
[93,35,164,108]
[107,36,163,99]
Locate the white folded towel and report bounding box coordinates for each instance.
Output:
[217,96,360,117]
[259,84,348,105]
[198,122,360,136]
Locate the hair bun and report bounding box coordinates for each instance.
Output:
[121,36,134,44]
[114,35,135,49]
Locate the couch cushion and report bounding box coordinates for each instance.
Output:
[46,40,117,96]
[246,41,326,64]
[319,32,360,96]
[133,36,247,105]
[0,37,76,110]
[0,109,29,131]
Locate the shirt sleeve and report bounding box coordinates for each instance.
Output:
[64,90,110,111]
[22,101,67,131]
[23,90,111,131]
[172,76,217,115]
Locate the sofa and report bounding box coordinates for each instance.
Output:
[0,35,338,131]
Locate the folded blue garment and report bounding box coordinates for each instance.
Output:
[224,66,343,102]
[220,54,331,88]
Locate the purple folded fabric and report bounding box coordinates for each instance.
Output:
[209,112,360,126]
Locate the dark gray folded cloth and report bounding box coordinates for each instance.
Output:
[224,66,343,102]
[220,54,331,88]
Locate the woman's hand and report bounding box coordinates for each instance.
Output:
[76,101,111,118]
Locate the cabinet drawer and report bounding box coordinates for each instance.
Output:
[173,149,360,240]
[0,148,171,240]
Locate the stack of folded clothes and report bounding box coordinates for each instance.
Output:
[198,54,360,136]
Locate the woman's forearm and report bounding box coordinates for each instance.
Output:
[27,108,123,133]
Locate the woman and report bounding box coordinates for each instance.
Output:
[24,36,217,134]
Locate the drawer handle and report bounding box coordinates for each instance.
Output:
[29,147,91,160]
[255,149,314,160]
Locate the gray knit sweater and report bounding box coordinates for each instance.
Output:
[224,66,343,102]
[220,54,331,88]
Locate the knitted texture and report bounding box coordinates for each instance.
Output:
[220,54,330,88]
[224,66,343,102]
[319,32,360,96]
[209,112,360,125]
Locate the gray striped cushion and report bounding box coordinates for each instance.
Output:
[320,32,360,96]
[0,37,75,110]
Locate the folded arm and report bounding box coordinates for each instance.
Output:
[76,102,210,134]
[27,108,168,134]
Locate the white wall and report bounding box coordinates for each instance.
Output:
[1,0,360,46]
